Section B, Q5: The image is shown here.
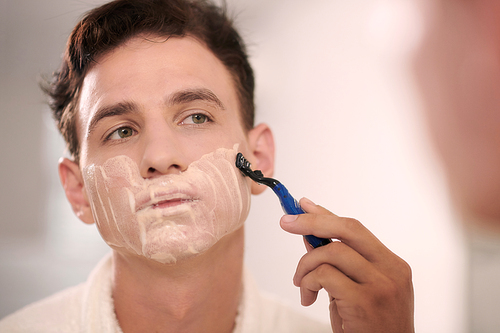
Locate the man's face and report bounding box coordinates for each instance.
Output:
[75,36,254,263]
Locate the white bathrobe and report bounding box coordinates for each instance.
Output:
[0,254,331,332]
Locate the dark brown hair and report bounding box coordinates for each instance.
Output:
[43,0,254,163]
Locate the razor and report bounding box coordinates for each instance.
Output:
[236,153,332,248]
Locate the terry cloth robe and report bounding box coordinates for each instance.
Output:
[0,253,331,332]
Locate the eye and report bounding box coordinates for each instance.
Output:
[107,126,135,141]
[182,113,210,125]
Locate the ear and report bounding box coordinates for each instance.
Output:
[58,157,95,225]
[247,123,275,195]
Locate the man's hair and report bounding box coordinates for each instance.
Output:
[43,0,254,163]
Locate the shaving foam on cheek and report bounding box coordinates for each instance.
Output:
[82,145,250,264]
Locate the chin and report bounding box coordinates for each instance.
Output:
[141,233,216,265]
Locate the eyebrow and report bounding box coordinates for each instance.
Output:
[167,88,225,110]
[86,88,225,138]
[87,101,138,138]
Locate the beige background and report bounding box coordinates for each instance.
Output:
[0,1,468,332]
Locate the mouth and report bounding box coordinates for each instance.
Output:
[151,198,194,209]
[135,188,199,213]
[136,197,199,228]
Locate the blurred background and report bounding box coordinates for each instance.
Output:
[4,0,494,332]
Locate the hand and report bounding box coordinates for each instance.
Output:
[280,197,414,333]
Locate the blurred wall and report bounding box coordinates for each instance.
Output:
[0,0,112,317]
[0,1,466,332]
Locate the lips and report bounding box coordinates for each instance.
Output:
[151,198,194,209]
[135,185,199,213]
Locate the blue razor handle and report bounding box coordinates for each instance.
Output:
[271,183,332,248]
[235,152,332,248]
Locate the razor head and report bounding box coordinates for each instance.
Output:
[235,152,250,170]
[235,152,258,179]
[235,152,278,188]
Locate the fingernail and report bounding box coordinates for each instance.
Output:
[281,214,298,223]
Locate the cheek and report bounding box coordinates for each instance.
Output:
[190,146,251,236]
[83,162,144,255]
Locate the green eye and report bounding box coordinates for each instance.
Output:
[191,114,207,124]
[117,127,134,138]
[107,126,135,141]
[179,113,212,126]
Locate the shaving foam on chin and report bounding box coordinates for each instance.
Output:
[82,145,251,264]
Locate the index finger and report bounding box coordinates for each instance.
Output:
[280,197,392,262]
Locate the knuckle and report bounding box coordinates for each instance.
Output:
[381,278,400,298]
[398,259,413,281]
[364,279,399,308]
[342,217,363,233]
[315,263,332,278]
[366,272,412,309]
[391,257,413,283]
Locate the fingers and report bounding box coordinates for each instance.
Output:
[293,241,380,287]
[280,197,390,262]
[298,252,414,332]
[281,197,415,332]
[298,262,359,306]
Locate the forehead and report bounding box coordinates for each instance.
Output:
[77,35,240,139]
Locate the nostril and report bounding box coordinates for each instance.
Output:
[147,165,182,176]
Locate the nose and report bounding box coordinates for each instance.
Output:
[139,121,189,179]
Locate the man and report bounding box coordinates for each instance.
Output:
[0,0,414,332]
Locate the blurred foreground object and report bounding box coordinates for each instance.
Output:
[413,0,500,228]
[413,1,500,332]
[415,0,500,226]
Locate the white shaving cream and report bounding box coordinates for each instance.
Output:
[82,146,250,264]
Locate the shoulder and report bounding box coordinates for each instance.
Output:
[0,254,116,333]
[0,284,85,333]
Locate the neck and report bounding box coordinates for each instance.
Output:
[112,227,245,333]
